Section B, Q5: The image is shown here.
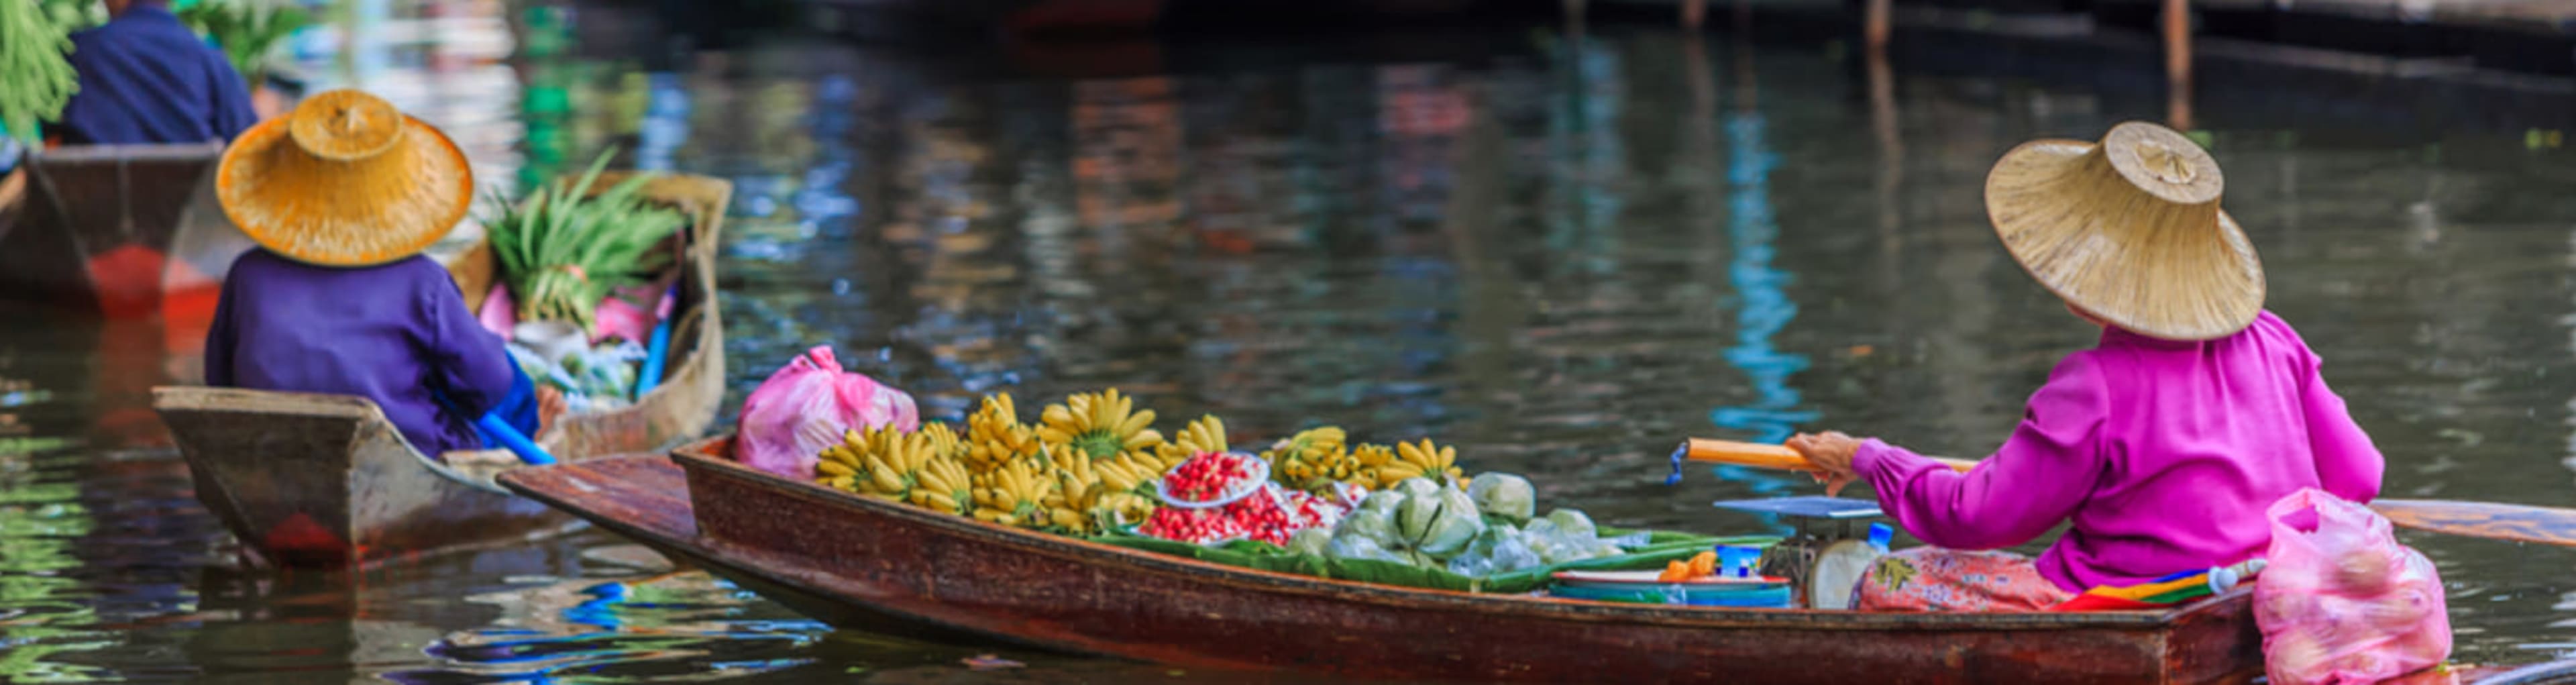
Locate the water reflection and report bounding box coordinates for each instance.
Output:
[1706,38,1814,496]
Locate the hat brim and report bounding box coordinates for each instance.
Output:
[1984,138,2265,341]
[216,114,474,267]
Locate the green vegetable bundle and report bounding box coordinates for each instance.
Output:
[2,0,80,143]
[178,0,312,86]
[486,148,686,331]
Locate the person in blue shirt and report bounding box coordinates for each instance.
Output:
[203,90,553,458]
[51,0,260,146]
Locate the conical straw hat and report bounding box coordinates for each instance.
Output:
[1984,121,2265,341]
[215,89,474,267]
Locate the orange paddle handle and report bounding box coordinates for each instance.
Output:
[1680,438,1978,473]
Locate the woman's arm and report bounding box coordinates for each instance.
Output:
[2302,356,2383,503]
[203,274,238,386]
[1847,354,2111,550]
[420,264,517,418]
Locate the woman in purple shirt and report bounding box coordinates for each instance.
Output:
[203,90,549,458]
[1788,122,2385,611]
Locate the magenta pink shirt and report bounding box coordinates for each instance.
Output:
[1852,310,2384,592]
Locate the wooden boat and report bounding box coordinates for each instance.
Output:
[500,436,2235,684]
[502,442,2576,684]
[0,143,256,319]
[153,172,732,570]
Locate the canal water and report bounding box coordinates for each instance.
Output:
[7,5,2576,682]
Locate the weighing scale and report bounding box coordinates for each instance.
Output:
[1713,496,1889,609]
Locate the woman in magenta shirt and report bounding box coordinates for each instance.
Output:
[1788,122,2385,611]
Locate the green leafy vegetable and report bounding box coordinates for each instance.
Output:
[2,0,79,143]
[484,147,686,331]
[178,0,311,87]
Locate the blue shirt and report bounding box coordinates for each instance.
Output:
[205,250,519,457]
[54,4,260,146]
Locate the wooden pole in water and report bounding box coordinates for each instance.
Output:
[1684,0,1706,29]
[2163,0,2194,129]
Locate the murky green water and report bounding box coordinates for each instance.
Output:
[8,4,2576,682]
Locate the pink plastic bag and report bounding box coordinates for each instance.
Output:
[735,346,920,479]
[477,283,517,338]
[2254,488,2451,684]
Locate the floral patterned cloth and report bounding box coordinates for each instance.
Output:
[1854,547,2074,612]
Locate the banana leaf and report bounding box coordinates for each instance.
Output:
[1089,530,1777,594]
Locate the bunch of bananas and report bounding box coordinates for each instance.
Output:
[1375,438,1463,488]
[963,392,1045,472]
[1,0,78,142]
[1036,388,1164,463]
[1155,415,1229,469]
[807,387,1493,539]
[972,459,1058,528]
[1265,426,1355,491]
[817,423,971,514]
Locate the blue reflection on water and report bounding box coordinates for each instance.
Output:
[1707,90,1817,498]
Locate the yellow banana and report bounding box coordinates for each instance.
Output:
[816,460,857,478]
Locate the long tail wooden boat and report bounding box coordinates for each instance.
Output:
[504,436,2267,684]
[502,443,2576,684]
[0,143,255,319]
[153,172,731,570]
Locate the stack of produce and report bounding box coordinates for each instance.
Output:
[488,148,686,332]
[1264,429,1464,492]
[1293,470,1638,577]
[1140,452,1354,545]
[804,384,1694,588]
[484,148,688,410]
[817,389,1177,535]
[2,0,78,143]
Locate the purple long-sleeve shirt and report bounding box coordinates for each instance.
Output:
[1853,311,2384,592]
[205,250,516,457]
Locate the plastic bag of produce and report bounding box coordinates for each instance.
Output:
[1328,530,1411,564]
[1521,512,1621,564]
[1338,509,1402,548]
[1414,485,1487,558]
[1468,473,1536,523]
[1446,523,1542,577]
[1544,509,1598,539]
[1393,477,1442,501]
[735,346,920,479]
[1288,527,1334,557]
[1360,490,1406,516]
[2253,488,2450,685]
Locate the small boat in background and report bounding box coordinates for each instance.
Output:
[0,143,253,321]
[153,172,732,570]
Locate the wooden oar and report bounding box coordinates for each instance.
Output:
[1673,437,2576,547]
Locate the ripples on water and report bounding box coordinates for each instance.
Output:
[6,7,2576,682]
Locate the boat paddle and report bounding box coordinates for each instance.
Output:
[634,283,678,401]
[1672,437,2576,548]
[478,414,557,466]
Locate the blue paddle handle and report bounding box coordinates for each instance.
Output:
[636,315,672,399]
[477,413,557,465]
[635,285,678,400]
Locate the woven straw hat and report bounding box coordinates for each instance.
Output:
[1985,121,2265,341]
[216,89,473,266]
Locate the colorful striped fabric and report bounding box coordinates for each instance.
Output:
[2050,560,2267,612]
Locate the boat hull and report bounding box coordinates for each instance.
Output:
[154,172,731,569]
[0,144,250,320]
[502,440,2267,684]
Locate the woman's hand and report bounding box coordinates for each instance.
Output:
[1787,431,1863,497]
[536,386,568,435]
